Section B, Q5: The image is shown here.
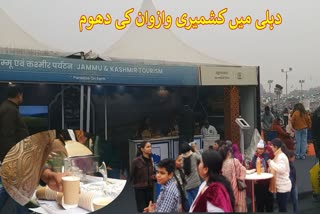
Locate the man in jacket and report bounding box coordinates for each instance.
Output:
[0,85,29,163]
[0,85,29,213]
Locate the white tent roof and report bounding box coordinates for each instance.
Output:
[0,8,51,51]
[100,0,236,67]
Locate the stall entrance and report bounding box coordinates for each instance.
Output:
[0,83,95,135]
[0,82,227,175]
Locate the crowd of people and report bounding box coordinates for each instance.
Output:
[130,135,300,213]
[1,85,318,213]
[262,103,312,160]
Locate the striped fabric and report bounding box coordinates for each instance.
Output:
[155,177,180,212]
[222,158,247,212]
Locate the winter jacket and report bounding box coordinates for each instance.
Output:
[130,155,155,189]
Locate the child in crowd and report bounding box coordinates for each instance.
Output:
[144,159,180,213]
[249,140,274,212]
[288,150,298,213]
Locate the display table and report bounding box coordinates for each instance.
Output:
[245,172,273,213]
[29,176,126,214]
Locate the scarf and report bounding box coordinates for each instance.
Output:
[232,144,243,164]
[192,182,233,212]
[268,148,282,193]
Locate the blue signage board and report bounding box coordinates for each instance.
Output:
[0,54,199,86]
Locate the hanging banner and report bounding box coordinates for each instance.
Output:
[0,54,199,85]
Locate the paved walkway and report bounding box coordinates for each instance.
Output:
[294,154,318,197]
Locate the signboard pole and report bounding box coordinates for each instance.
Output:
[104,90,108,141]
[61,86,65,129]
[86,86,91,132]
[80,85,84,130]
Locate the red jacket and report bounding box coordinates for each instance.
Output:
[271,119,290,139]
[192,182,233,212]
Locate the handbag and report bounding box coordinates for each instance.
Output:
[233,159,247,191]
[236,178,247,191]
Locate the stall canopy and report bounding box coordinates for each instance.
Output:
[0,1,258,86]
[99,0,259,86]
[100,0,234,66]
[0,8,49,51]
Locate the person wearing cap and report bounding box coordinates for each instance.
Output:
[248,140,274,212]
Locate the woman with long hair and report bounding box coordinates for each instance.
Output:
[291,103,311,160]
[174,154,187,190]
[267,138,292,212]
[174,154,189,212]
[190,150,234,212]
[219,144,247,212]
[130,141,155,212]
[180,143,201,206]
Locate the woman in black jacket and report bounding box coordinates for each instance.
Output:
[130,141,155,212]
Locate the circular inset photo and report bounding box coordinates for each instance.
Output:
[1,129,127,213]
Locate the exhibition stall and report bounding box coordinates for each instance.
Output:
[0,0,260,181]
